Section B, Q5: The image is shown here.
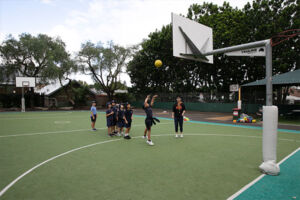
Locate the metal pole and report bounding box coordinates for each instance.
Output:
[21,87,25,112]
[203,40,269,56]
[265,40,272,106]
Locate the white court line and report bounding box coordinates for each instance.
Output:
[0,116,83,120]
[227,147,300,200]
[0,123,172,138]
[0,112,74,120]
[0,133,299,197]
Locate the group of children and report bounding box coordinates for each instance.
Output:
[105,100,133,139]
[90,100,133,139]
[90,94,185,146]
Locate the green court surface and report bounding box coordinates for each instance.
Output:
[0,111,299,200]
[234,148,300,200]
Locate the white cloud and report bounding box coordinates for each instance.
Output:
[2,0,251,85]
[40,0,54,4]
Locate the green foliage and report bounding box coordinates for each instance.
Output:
[77,41,132,100]
[128,0,300,94]
[71,81,91,107]
[0,33,76,84]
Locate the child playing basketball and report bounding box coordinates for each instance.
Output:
[106,102,114,137]
[90,101,97,131]
[143,95,159,146]
[124,103,133,140]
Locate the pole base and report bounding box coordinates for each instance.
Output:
[259,160,280,175]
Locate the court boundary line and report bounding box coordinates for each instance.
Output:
[1,111,298,133]
[0,133,299,197]
[0,123,171,138]
[227,147,300,200]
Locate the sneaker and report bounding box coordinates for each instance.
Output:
[108,133,113,137]
[180,134,183,138]
[124,135,131,140]
[143,135,147,139]
[116,133,121,137]
[175,134,178,138]
[92,128,97,131]
[147,140,154,146]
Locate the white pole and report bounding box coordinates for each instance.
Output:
[21,87,25,112]
[237,87,242,109]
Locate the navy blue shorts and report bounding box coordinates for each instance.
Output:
[91,115,97,122]
[117,120,125,128]
[125,121,132,128]
[111,118,117,126]
[145,118,152,130]
[107,119,113,127]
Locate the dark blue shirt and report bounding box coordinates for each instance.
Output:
[112,106,117,118]
[106,109,113,121]
[117,110,125,122]
[143,105,153,119]
[125,109,133,122]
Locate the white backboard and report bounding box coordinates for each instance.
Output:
[172,13,213,64]
[230,84,239,92]
[16,77,36,87]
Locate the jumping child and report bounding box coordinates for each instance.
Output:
[124,103,133,140]
[143,95,158,146]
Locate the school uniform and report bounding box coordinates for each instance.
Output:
[173,102,186,132]
[106,108,113,127]
[117,110,125,128]
[112,105,117,126]
[124,109,133,128]
[143,105,153,130]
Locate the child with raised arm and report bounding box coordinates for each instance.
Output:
[143,95,159,146]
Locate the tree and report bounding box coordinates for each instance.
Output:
[0,33,74,83]
[0,33,77,106]
[128,0,299,97]
[77,41,132,100]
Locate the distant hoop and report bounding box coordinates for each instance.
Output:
[271,29,300,47]
[22,81,30,87]
[16,77,36,88]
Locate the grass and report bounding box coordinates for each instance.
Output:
[0,111,299,200]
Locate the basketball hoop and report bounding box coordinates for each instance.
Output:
[271,29,300,47]
[16,77,36,112]
[22,81,30,87]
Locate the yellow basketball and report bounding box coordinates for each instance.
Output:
[252,119,256,123]
[154,60,162,68]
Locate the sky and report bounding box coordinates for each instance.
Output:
[0,0,251,85]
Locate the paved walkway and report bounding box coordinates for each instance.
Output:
[131,108,300,131]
